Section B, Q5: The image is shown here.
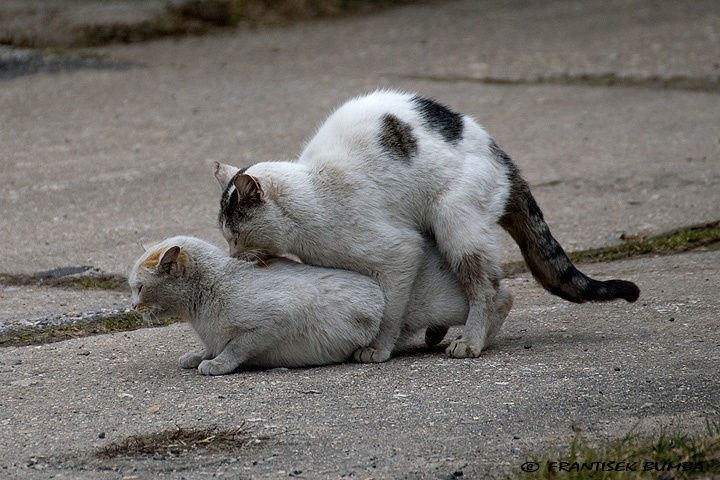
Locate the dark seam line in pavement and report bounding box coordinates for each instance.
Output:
[1,220,718,290]
[1,220,718,347]
[400,73,720,93]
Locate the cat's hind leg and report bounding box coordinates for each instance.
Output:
[425,287,512,349]
[486,286,513,344]
[434,287,513,347]
[431,209,505,358]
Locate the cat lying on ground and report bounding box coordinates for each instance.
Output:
[214,89,639,363]
[129,235,511,375]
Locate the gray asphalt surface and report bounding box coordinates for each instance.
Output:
[1,0,719,478]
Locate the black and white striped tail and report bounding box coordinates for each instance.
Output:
[493,141,640,303]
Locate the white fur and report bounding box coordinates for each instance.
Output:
[217,90,514,362]
[129,236,484,375]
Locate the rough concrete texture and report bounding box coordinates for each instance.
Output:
[0,0,719,478]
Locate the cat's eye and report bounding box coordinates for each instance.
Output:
[137,285,143,295]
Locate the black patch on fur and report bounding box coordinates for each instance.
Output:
[491,139,546,225]
[489,140,513,170]
[412,95,464,143]
[379,114,418,162]
[218,168,250,226]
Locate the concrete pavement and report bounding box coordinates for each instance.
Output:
[1,252,718,479]
[0,0,719,478]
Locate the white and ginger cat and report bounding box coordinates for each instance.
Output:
[214,90,640,363]
[129,235,501,375]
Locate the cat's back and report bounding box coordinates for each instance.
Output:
[253,258,382,303]
[300,90,418,164]
[299,90,491,174]
[149,237,379,302]
[321,90,417,131]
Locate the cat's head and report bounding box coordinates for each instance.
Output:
[213,161,288,261]
[129,238,190,323]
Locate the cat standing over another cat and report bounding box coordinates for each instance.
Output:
[129,235,485,375]
[214,90,639,364]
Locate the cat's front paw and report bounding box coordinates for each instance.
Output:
[198,359,234,376]
[179,351,204,369]
[353,347,391,363]
[446,337,483,358]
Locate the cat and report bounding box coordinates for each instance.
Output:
[214,89,640,363]
[129,235,500,375]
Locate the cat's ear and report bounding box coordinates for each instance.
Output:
[158,245,184,275]
[139,237,160,252]
[233,174,264,203]
[213,161,240,188]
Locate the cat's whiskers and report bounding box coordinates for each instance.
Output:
[236,250,272,276]
[254,256,271,268]
[244,250,266,264]
[135,304,161,327]
[144,309,159,327]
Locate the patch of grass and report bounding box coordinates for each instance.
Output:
[505,221,720,276]
[0,312,180,348]
[99,424,252,459]
[165,0,422,28]
[166,0,246,28]
[0,271,127,291]
[1,0,428,48]
[49,272,127,291]
[68,0,426,47]
[513,418,720,479]
[569,221,720,265]
[75,275,127,290]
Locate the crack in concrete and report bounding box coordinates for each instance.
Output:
[0,46,135,80]
[1,220,718,346]
[401,72,720,93]
[3,221,718,292]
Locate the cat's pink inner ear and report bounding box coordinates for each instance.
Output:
[213,161,240,188]
[159,245,182,272]
[233,174,264,201]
